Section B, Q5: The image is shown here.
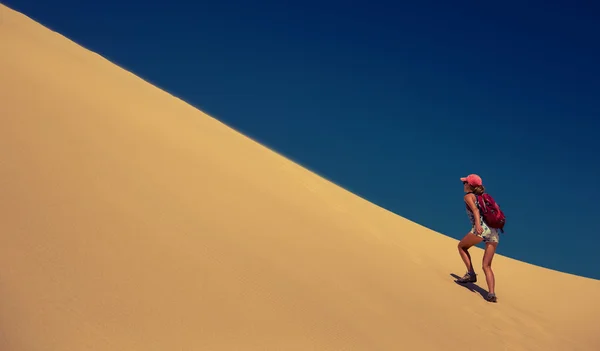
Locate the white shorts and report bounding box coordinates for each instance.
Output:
[470,221,499,243]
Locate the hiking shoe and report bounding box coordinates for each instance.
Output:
[456,272,477,284]
[486,293,497,303]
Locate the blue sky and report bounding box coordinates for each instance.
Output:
[4,0,600,279]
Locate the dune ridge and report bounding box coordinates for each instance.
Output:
[1,4,599,350]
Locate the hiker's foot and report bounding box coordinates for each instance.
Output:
[456,272,477,284]
[486,293,497,303]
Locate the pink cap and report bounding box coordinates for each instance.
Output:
[460,174,482,186]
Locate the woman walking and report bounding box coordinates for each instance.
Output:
[456,174,499,303]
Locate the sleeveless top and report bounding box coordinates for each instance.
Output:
[464,192,483,226]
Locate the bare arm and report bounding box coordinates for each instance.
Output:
[464,194,481,227]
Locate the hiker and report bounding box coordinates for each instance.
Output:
[456,174,503,303]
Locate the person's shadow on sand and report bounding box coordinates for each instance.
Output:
[450,273,489,300]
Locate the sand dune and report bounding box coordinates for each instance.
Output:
[1,4,599,350]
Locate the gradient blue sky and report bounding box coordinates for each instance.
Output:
[4,0,600,279]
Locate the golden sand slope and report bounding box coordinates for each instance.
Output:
[1,4,599,351]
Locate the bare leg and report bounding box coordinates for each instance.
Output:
[482,242,498,295]
[457,232,483,273]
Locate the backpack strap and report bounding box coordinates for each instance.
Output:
[477,194,486,212]
[466,192,485,213]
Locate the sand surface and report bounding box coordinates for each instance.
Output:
[1,4,599,350]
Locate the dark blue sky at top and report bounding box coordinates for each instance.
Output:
[4,0,600,279]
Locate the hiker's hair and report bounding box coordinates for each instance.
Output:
[471,185,485,195]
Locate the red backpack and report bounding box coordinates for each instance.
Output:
[476,193,506,233]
